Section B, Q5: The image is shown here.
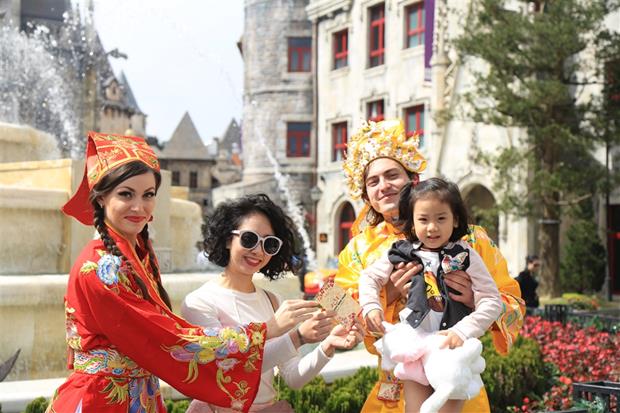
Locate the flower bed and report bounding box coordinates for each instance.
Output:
[508,316,620,412]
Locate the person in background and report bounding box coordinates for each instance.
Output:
[335,119,525,413]
[515,255,541,313]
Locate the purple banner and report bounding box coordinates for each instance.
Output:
[424,0,435,81]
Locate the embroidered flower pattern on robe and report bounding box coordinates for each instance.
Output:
[128,376,161,413]
[96,254,122,285]
[79,251,143,299]
[163,323,265,409]
[65,304,82,350]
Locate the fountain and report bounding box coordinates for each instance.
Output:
[257,130,318,271]
[0,6,302,391]
[0,18,83,158]
[0,9,206,384]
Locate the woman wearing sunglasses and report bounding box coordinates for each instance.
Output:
[182,194,364,412]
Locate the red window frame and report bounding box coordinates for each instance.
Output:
[338,202,355,252]
[367,99,385,122]
[369,3,385,67]
[286,122,311,157]
[288,37,312,72]
[332,122,348,161]
[333,30,349,69]
[405,2,425,48]
[405,105,425,146]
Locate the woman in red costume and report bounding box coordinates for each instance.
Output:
[47,132,316,413]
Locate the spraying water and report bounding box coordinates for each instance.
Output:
[0,23,83,158]
[250,103,318,271]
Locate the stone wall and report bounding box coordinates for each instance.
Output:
[0,123,60,163]
[0,273,301,381]
[0,187,69,274]
[170,198,203,271]
[242,0,314,180]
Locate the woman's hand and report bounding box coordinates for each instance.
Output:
[321,319,365,357]
[297,310,337,345]
[364,309,385,335]
[437,330,464,349]
[443,270,475,309]
[265,299,319,339]
[386,261,422,305]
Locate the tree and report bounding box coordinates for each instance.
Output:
[560,207,606,293]
[454,0,620,296]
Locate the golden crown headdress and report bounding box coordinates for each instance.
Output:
[343,119,427,200]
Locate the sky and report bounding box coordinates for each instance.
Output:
[92,1,244,144]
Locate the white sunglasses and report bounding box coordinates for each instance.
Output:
[231,230,283,256]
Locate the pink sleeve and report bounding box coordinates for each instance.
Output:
[359,253,394,317]
[449,242,503,341]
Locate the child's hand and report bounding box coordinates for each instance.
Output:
[364,309,385,335]
[437,330,464,349]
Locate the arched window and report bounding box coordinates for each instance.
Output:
[338,202,356,252]
[463,184,499,244]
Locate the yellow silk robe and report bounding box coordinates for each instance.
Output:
[336,221,524,413]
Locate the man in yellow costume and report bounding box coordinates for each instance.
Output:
[336,119,525,412]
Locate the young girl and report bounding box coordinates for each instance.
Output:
[358,177,503,412]
[48,133,317,413]
[182,194,363,413]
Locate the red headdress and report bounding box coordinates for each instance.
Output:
[62,131,160,225]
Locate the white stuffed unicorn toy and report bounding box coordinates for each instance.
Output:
[374,322,486,413]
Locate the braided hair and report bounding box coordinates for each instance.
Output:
[89,161,172,310]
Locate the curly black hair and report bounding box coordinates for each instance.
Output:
[396,177,469,244]
[204,193,300,280]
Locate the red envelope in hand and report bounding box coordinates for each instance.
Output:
[315,279,361,329]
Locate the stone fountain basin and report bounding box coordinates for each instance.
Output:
[0,272,303,383]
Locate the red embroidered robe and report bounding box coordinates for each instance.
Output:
[47,227,265,413]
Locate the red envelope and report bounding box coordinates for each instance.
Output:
[315,279,361,329]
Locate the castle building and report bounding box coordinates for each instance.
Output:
[302,0,620,295]
[158,112,216,213]
[99,71,146,137]
[213,0,317,241]
[305,0,530,274]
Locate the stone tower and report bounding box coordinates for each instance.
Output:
[232,0,314,204]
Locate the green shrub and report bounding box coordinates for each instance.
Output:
[23,397,48,413]
[164,399,190,413]
[573,396,607,413]
[547,293,601,311]
[275,366,378,413]
[275,336,551,413]
[562,293,600,311]
[559,208,606,294]
[24,396,192,413]
[481,333,552,411]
